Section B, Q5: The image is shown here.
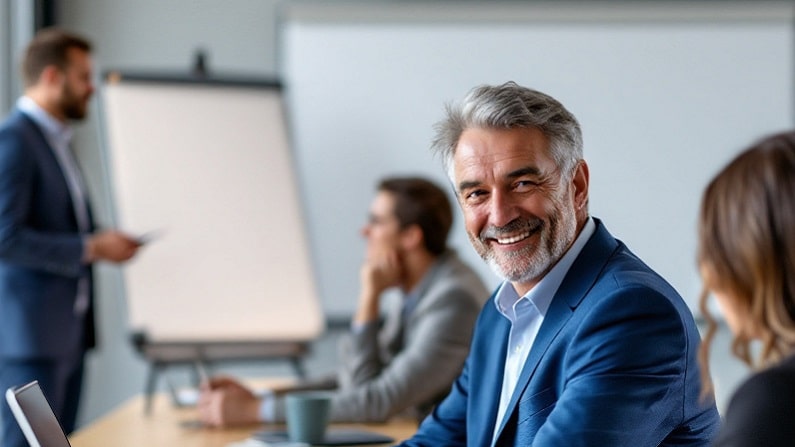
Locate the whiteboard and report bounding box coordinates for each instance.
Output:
[101,76,324,342]
[281,2,794,315]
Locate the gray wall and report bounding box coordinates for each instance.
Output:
[8,0,786,429]
[0,0,35,111]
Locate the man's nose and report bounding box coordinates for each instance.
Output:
[489,190,520,228]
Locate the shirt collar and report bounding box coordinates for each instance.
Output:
[17,96,73,148]
[494,216,596,318]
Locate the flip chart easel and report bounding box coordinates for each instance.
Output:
[99,72,325,411]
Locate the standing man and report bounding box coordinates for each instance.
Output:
[399,82,720,446]
[199,177,489,425]
[0,28,140,446]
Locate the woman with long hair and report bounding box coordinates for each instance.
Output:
[698,130,795,446]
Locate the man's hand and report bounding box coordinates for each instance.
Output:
[85,230,140,263]
[197,376,262,427]
[354,248,403,325]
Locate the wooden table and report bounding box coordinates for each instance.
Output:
[69,394,417,447]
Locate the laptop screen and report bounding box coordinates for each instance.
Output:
[5,381,72,447]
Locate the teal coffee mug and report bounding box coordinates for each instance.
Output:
[285,392,332,444]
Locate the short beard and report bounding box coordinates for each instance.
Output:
[59,84,88,120]
[471,211,577,286]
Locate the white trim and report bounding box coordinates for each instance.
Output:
[281,1,795,24]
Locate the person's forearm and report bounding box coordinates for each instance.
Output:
[353,289,380,324]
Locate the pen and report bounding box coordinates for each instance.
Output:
[136,229,165,245]
[195,360,210,386]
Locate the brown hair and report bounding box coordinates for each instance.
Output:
[697,130,795,396]
[21,27,92,88]
[378,177,453,256]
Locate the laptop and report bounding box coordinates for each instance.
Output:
[5,381,72,447]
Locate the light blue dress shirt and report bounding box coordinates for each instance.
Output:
[491,217,595,443]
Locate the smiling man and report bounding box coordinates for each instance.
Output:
[398,82,720,446]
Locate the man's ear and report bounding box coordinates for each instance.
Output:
[39,65,63,87]
[571,160,590,212]
[400,224,424,251]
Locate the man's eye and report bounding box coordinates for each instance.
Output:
[464,190,487,201]
[515,180,538,191]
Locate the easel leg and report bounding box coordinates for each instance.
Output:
[290,357,306,380]
[143,361,162,415]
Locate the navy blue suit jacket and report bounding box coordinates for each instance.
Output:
[0,108,95,359]
[400,220,720,446]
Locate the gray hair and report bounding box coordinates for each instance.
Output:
[431,81,583,182]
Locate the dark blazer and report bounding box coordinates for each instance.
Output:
[713,354,795,446]
[399,219,720,446]
[0,108,95,359]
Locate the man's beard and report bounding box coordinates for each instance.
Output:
[470,209,577,285]
[59,83,88,120]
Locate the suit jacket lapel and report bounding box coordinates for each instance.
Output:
[67,143,96,231]
[493,220,618,440]
[18,111,84,229]
[471,301,511,447]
